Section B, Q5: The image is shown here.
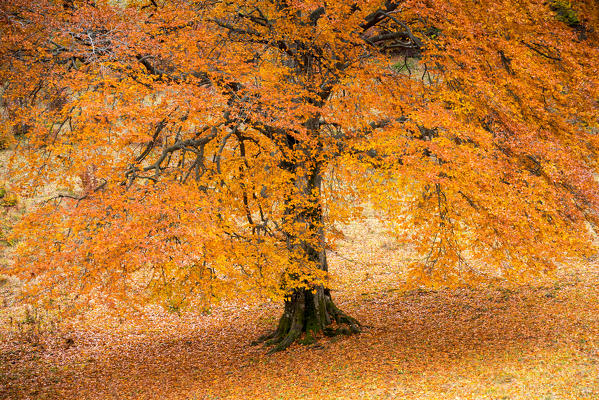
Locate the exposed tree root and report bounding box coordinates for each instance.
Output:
[253,287,360,353]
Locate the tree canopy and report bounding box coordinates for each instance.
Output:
[1,0,598,350]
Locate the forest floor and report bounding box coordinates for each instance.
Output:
[1,213,598,399]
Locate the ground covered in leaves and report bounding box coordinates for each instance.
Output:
[1,219,598,399]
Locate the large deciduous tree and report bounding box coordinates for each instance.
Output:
[1,0,598,351]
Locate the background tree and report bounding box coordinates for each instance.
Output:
[1,0,598,351]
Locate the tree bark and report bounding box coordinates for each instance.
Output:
[254,159,360,353]
[254,284,360,353]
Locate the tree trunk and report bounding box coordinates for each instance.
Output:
[254,282,361,353]
[254,158,360,353]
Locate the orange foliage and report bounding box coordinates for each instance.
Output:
[1,0,598,317]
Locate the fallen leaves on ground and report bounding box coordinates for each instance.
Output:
[1,228,598,399]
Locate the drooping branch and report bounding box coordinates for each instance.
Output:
[135,54,211,85]
[125,128,218,185]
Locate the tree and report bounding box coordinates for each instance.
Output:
[1,0,598,351]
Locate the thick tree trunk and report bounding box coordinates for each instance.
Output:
[254,283,361,353]
[254,157,360,353]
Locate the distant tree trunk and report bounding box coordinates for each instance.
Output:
[254,157,360,353]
